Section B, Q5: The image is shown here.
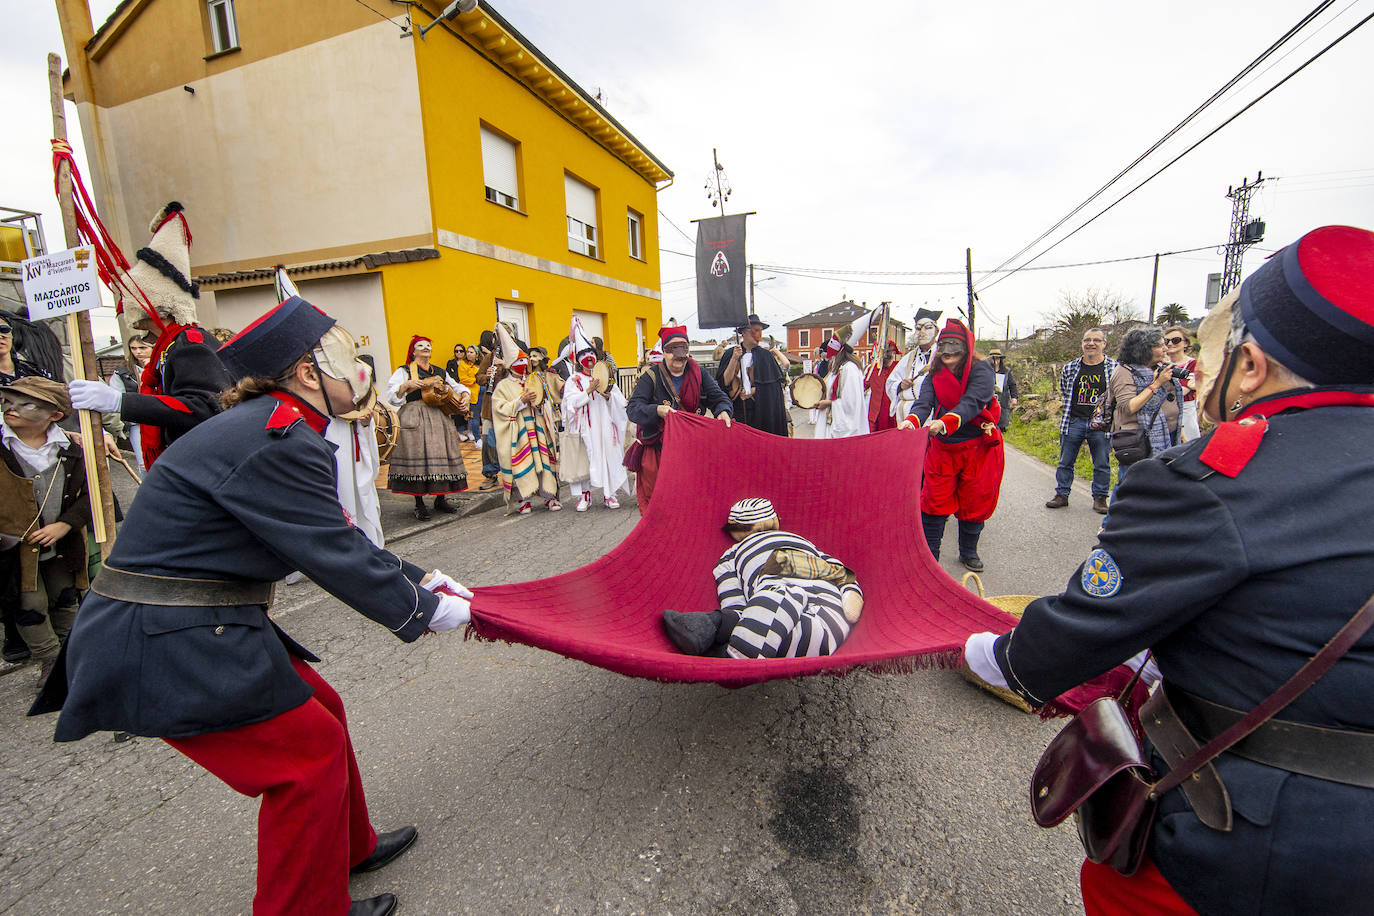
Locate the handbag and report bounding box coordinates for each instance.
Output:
[1110,395,1163,465]
[1030,593,1374,876]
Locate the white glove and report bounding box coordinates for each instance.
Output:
[427,593,471,632]
[423,570,473,599]
[69,379,122,414]
[963,631,1009,688]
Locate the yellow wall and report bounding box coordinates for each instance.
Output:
[376,25,662,368]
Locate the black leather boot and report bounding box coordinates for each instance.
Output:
[920,512,947,562]
[662,609,724,655]
[433,495,459,514]
[349,893,397,916]
[957,520,985,571]
[351,826,417,874]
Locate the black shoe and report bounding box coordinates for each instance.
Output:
[413,505,432,521]
[959,554,984,572]
[433,495,459,514]
[349,893,398,916]
[351,826,417,875]
[662,609,723,655]
[3,638,30,663]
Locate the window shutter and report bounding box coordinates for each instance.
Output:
[481,128,519,202]
[564,175,597,227]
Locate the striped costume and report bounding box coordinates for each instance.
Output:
[492,375,559,502]
[714,529,860,659]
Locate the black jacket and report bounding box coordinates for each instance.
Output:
[37,392,438,740]
[121,325,233,450]
[626,361,732,444]
[993,395,1374,916]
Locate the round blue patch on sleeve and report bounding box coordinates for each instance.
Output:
[1081,548,1123,597]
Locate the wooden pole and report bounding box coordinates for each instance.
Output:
[48,52,115,555]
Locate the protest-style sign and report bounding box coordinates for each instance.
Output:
[21,245,100,319]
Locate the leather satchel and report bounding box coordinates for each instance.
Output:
[1030,593,1374,876]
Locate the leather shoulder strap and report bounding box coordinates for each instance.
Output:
[1153,592,1374,797]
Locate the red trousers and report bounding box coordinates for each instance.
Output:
[1080,858,1199,916]
[635,444,661,509]
[166,656,378,916]
[920,431,1005,522]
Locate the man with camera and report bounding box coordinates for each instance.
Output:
[1047,328,1117,514]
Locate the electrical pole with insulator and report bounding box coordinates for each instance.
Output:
[1221,172,1268,296]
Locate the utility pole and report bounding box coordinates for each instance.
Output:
[965,248,975,335]
[1221,172,1268,295]
[1148,253,1161,323]
[1005,316,1011,351]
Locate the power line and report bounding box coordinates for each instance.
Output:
[977,1,1338,285]
[975,9,1374,295]
[351,0,408,31]
[659,212,696,247]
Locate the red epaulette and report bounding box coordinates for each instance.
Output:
[184,328,204,344]
[266,400,307,436]
[1198,416,1268,478]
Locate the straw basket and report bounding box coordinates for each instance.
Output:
[959,572,1039,714]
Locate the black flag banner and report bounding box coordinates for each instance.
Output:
[695,214,749,329]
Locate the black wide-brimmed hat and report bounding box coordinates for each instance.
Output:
[735,313,769,332]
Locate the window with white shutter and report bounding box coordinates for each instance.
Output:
[627,208,644,260]
[208,0,239,52]
[565,174,598,258]
[481,126,520,210]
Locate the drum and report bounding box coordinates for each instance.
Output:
[790,373,825,409]
[372,400,399,463]
[591,361,611,392]
[523,373,544,407]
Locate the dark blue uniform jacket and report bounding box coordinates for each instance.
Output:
[993,397,1374,916]
[37,392,438,741]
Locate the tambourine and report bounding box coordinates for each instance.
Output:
[372,400,399,462]
[591,362,611,392]
[523,373,545,407]
[790,373,825,409]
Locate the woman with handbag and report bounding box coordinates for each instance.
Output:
[963,225,1374,916]
[1108,328,1179,496]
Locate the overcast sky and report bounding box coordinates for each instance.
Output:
[4,1,1372,344]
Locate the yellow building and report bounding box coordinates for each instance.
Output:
[55,0,671,370]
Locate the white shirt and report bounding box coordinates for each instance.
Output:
[1,421,68,475]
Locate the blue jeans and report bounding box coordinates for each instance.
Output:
[1056,417,1110,499]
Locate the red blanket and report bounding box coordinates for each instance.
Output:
[468,412,1018,687]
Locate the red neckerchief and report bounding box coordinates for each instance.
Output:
[676,359,702,412]
[138,322,192,468]
[1201,387,1374,477]
[929,321,999,429]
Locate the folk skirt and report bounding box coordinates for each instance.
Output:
[387,401,468,495]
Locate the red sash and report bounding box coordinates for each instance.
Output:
[138,323,193,468]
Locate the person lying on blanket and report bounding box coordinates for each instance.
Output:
[662,498,862,658]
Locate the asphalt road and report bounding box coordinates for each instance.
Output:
[0,420,1112,915]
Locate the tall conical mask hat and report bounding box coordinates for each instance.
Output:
[122,202,199,330]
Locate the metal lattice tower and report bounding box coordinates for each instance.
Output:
[1221,173,1267,295]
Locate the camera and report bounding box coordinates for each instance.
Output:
[1156,363,1191,380]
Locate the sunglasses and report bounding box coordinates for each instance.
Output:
[936,341,966,354]
[0,325,11,335]
[1163,336,1186,345]
[663,344,689,354]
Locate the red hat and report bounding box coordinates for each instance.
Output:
[659,324,689,346]
[405,335,432,362]
[1238,225,1374,385]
